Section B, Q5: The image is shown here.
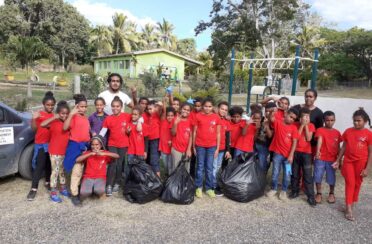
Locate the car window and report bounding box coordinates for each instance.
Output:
[0,108,6,124]
[0,107,22,124]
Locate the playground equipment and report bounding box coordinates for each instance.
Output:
[227,46,319,112]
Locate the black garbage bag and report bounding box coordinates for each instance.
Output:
[218,152,266,203]
[161,159,195,204]
[123,158,163,204]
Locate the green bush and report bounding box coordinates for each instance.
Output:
[70,73,104,99]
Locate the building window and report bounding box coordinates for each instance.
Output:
[114,60,118,69]
[99,61,102,69]
[103,61,107,69]
[107,61,111,69]
[119,60,124,69]
[125,60,130,69]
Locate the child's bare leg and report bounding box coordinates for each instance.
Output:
[345,204,355,221]
[315,183,322,203]
[327,185,336,203]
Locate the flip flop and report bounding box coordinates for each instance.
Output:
[327,193,336,204]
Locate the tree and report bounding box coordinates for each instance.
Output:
[112,13,139,54]
[157,18,177,50]
[293,25,327,58]
[90,25,113,56]
[141,23,158,49]
[176,38,197,57]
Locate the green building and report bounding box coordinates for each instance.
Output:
[93,49,203,81]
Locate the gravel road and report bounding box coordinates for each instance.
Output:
[1,175,372,243]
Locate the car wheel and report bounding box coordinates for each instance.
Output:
[18,144,33,180]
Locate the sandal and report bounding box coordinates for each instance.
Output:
[315,193,322,204]
[345,212,355,221]
[327,193,336,204]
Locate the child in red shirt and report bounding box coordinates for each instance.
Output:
[267,108,299,200]
[127,106,149,163]
[159,96,176,176]
[76,136,119,203]
[171,103,193,174]
[63,94,90,206]
[313,111,341,204]
[289,107,316,206]
[39,101,70,203]
[146,100,162,176]
[261,96,290,120]
[334,108,372,221]
[228,106,245,157]
[99,96,131,196]
[27,91,56,201]
[193,98,221,198]
[189,97,202,179]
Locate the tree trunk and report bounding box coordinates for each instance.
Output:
[61,51,66,71]
[26,64,32,98]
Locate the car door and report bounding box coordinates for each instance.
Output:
[0,106,19,177]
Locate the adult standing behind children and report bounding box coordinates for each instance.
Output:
[293,89,323,130]
[98,73,135,115]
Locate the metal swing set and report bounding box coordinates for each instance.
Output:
[227,45,319,112]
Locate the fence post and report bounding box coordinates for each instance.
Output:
[291,45,301,96]
[74,75,81,94]
[311,48,319,90]
[228,48,235,107]
[246,53,254,113]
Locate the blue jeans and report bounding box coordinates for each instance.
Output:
[148,139,160,173]
[195,146,216,190]
[313,159,336,186]
[161,153,172,175]
[255,143,270,172]
[212,151,225,188]
[271,153,291,192]
[127,154,145,163]
[234,148,247,158]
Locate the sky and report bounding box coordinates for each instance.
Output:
[2,0,372,51]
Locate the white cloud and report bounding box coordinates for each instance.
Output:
[312,0,372,29]
[0,0,4,6]
[70,0,157,28]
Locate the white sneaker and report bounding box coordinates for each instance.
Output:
[266,190,277,199]
[279,191,289,201]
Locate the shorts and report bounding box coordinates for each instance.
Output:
[313,159,336,186]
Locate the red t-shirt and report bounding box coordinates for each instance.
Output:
[315,127,342,162]
[148,113,161,140]
[269,120,299,158]
[235,123,257,152]
[48,120,69,155]
[127,122,148,156]
[69,114,90,142]
[342,128,372,162]
[295,122,316,154]
[189,111,198,125]
[102,113,131,148]
[172,118,193,153]
[219,118,231,151]
[195,113,220,147]
[159,119,173,154]
[274,109,285,120]
[142,112,150,124]
[230,121,245,148]
[34,111,53,144]
[82,151,112,179]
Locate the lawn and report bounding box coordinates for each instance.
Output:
[0,70,77,84]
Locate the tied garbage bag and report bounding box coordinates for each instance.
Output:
[161,159,195,204]
[123,158,163,204]
[218,152,266,202]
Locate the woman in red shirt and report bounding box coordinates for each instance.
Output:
[76,136,119,203]
[171,103,193,174]
[335,108,372,221]
[27,91,55,201]
[193,98,221,198]
[99,96,131,196]
[39,101,70,203]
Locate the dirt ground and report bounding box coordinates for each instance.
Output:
[1,173,372,243]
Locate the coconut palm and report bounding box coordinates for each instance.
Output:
[157,18,176,50]
[90,25,113,56]
[112,13,139,53]
[141,23,158,49]
[293,25,327,57]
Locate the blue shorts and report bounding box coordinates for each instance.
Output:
[313,159,336,186]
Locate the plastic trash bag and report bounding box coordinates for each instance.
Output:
[123,158,163,204]
[218,152,266,202]
[161,159,195,204]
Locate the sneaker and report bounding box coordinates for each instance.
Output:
[266,190,277,199]
[27,190,37,201]
[50,193,62,203]
[307,197,317,207]
[106,185,113,196]
[279,191,289,201]
[315,193,322,204]
[71,195,81,206]
[60,188,70,198]
[195,188,203,198]
[206,189,216,198]
[112,184,120,193]
[215,188,224,197]
[289,191,299,199]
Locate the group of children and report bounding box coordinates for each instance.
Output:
[27,88,372,221]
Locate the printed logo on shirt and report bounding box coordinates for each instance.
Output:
[184,127,191,138]
[209,120,216,133]
[121,122,127,134]
[357,136,367,150]
[284,132,292,144]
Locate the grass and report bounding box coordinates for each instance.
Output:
[0,70,77,83]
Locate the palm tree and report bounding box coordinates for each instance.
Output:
[293,25,327,57]
[141,23,158,49]
[157,18,176,50]
[112,13,139,53]
[90,25,113,56]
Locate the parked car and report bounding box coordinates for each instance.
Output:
[0,102,34,179]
